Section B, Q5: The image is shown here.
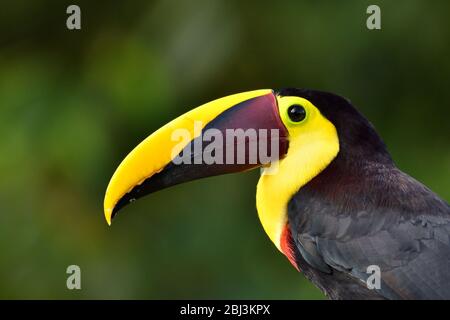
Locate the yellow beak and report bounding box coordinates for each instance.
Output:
[103,89,288,225]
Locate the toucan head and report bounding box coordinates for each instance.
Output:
[103,88,389,267]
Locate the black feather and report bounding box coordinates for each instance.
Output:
[281,89,450,299]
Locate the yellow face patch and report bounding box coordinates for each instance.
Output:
[256,95,340,251]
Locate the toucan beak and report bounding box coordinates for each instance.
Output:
[103,89,288,225]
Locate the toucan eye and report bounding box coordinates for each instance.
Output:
[287,104,306,122]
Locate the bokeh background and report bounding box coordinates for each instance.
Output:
[0,0,449,299]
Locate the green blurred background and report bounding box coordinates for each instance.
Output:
[0,0,449,299]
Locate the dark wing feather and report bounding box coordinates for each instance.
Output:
[288,163,450,299]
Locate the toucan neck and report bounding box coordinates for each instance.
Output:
[300,150,395,209]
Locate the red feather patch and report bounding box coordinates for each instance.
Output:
[280,224,300,272]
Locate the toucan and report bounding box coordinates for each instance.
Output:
[103,88,450,300]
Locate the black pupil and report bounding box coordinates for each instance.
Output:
[287,104,306,122]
